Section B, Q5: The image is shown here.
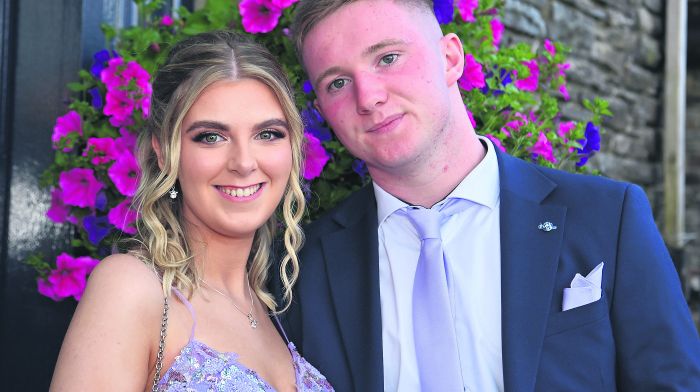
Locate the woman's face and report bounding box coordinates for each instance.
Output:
[177,78,293,240]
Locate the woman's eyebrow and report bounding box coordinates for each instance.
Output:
[184,120,229,133]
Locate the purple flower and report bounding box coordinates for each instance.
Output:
[576,122,601,166]
[303,132,330,180]
[458,53,486,91]
[544,39,556,57]
[95,191,108,211]
[84,137,119,165]
[46,188,70,223]
[88,87,103,109]
[90,49,118,78]
[84,215,111,245]
[301,103,331,142]
[485,134,506,152]
[239,0,283,34]
[490,18,504,49]
[302,80,313,95]
[108,198,138,235]
[514,60,540,92]
[457,0,479,23]
[108,150,141,197]
[59,168,104,208]
[161,15,173,26]
[52,111,82,152]
[433,0,455,24]
[352,159,368,179]
[530,132,556,163]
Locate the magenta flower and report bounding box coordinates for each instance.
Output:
[108,198,138,234]
[530,132,556,163]
[458,53,486,91]
[47,188,70,223]
[269,0,298,8]
[108,150,141,196]
[101,58,152,122]
[490,18,504,49]
[559,84,570,101]
[544,39,556,57]
[37,277,62,301]
[104,89,136,127]
[84,137,119,165]
[514,60,540,92]
[100,57,126,89]
[52,111,82,152]
[161,15,174,26]
[457,0,479,23]
[485,134,506,152]
[466,108,477,128]
[115,127,137,154]
[303,132,330,180]
[239,0,283,34]
[557,121,576,139]
[501,112,528,136]
[59,168,104,208]
[42,253,100,301]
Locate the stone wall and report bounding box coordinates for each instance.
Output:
[686,70,700,297]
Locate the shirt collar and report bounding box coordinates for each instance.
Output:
[374,136,500,225]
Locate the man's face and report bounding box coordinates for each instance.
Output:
[302,0,458,178]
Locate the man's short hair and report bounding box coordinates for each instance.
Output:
[291,0,435,66]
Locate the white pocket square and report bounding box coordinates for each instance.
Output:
[562,262,604,311]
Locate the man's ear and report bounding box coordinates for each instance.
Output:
[151,134,165,170]
[313,98,325,118]
[442,33,465,86]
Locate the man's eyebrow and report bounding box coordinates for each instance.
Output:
[314,39,407,88]
[185,120,228,133]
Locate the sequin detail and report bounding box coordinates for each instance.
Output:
[156,339,334,391]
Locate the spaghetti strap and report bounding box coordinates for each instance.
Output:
[171,287,196,341]
[272,314,291,344]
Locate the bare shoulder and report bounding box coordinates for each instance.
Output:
[50,253,164,391]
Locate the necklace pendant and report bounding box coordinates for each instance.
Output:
[247,313,258,329]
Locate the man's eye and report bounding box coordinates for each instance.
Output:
[329,78,347,91]
[380,54,398,65]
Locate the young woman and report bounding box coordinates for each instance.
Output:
[50,31,333,392]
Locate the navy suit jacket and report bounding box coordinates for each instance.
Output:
[284,151,700,391]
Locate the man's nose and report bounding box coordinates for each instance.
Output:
[355,72,388,115]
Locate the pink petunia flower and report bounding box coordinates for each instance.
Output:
[115,127,137,154]
[458,53,486,91]
[59,168,104,208]
[47,187,70,223]
[84,137,119,165]
[457,0,479,23]
[544,39,556,57]
[490,18,504,49]
[466,108,477,128]
[44,253,100,301]
[108,198,138,235]
[100,58,126,89]
[239,0,283,34]
[269,0,298,8]
[104,89,136,127]
[485,134,506,152]
[52,111,83,152]
[37,277,61,301]
[557,121,576,139]
[303,132,330,180]
[514,60,540,92]
[161,15,174,26]
[108,150,141,197]
[101,58,152,121]
[501,112,528,136]
[530,132,556,163]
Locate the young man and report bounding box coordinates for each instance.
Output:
[285,1,700,391]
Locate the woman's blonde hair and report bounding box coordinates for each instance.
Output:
[132,31,305,312]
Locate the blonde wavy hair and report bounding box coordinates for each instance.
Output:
[132,31,305,313]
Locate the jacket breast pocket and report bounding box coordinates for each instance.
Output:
[545,294,609,337]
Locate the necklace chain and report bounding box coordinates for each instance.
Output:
[199,274,258,329]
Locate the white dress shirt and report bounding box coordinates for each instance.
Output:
[376,138,503,392]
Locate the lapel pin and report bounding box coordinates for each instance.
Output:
[538,221,557,232]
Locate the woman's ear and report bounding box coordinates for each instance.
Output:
[442,32,465,87]
[151,134,165,170]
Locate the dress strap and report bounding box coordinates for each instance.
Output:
[272,314,291,344]
[171,287,196,341]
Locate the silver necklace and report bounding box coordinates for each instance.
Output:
[199,275,258,329]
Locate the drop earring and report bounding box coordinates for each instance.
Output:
[168,186,178,199]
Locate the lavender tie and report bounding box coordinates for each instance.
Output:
[406,202,463,391]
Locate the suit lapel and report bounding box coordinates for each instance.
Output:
[321,186,384,391]
[497,152,567,392]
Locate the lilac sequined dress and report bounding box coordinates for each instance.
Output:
[155,289,334,392]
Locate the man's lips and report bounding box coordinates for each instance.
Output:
[368,113,404,133]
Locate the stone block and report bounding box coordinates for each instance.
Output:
[566,57,609,92]
[606,27,640,52]
[637,34,663,69]
[607,8,636,28]
[637,7,662,36]
[622,62,661,95]
[687,103,700,129]
[592,152,657,184]
[550,2,596,52]
[503,0,546,38]
[558,0,607,20]
[591,41,628,73]
[643,0,664,13]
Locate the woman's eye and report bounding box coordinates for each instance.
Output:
[380,54,398,65]
[194,132,224,144]
[256,129,285,141]
[328,78,347,92]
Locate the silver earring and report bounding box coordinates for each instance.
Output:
[168,186,178,199]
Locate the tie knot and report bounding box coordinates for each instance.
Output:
[405,207,442,240]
